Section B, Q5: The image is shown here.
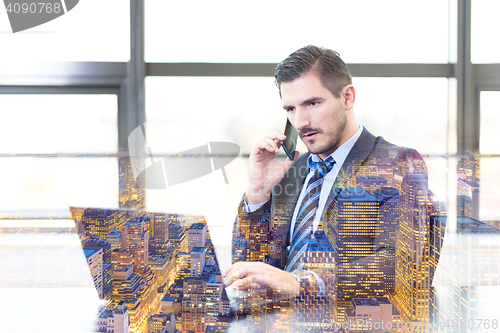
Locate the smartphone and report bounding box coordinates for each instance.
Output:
[281,118,298,161]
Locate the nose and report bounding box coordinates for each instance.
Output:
[292,107,310,132]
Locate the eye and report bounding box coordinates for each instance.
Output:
[309,102,318,107]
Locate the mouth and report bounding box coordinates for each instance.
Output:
[301,132,319,141]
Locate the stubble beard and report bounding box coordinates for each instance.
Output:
[302,110,348,156]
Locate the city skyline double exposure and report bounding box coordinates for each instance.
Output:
[2,1,500,332]
[48,151,496,332]
[1,149,499,332]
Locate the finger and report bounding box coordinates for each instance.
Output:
[285,150,299,161]
[222,262,241,278]
[223,262,250,286]
[266,132,287,142]
[242,272,268,289]
[232,275,255,291]
[234,263,263,283]
[281,150,299,169]
[251,133,286,157]
[254,141,278,154]
[222,264,238,286]
[261,137,282,153]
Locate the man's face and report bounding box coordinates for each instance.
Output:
[281,73,349,160]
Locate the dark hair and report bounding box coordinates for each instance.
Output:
[274,45,352,98]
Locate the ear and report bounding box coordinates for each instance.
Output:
[341,85,356,111]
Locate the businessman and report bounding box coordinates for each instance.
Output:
[223,45,432,324]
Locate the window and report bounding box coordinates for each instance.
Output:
[0,93,119,217]
[145,0,449,63]
[471,0,500,63]
[0,0,130,62]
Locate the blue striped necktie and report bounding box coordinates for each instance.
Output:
[284,156,335,272]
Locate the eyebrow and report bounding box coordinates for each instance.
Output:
[283,96,325,110]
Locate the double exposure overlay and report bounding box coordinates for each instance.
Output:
[2,1,500,333]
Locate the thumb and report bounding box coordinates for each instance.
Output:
[282,150,299,170]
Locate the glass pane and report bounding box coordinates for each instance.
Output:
[472,0,500,63]
[0,158,118,216]
[0,0,129,62]
[145,0,449,63]
[425,156,449,203]
[353,78,449,155]
[145,77,260,234]
[0,94,118,154]
[146,77,448,156]
[145,77,285,155]
[480,91,500,154]
[479,158,500,221]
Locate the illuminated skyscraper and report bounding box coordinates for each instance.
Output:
[246,217,269,262]
[147,312,175,333]
[149,213,170,255]
[119,155,145,212]
[231,237,247,263]
[112,265,158,333]
[81,209,127,237]
[83,247,103,299]
[148,255,169,292]
[357,175,388,193]
[121,217,149,273]
[291,231,335,330]
[83,237,111,262]
[394,172,430,332]
[236,203,279,264]
[205,272,224,327]
[212,311,233,333]
[169,222,187,252]
[187,223,206,252]
[235,204,252,239]
[374,187,400,294]
[102,262,113,302]
[190,247,206,278]
[112,266,145,331]
[457,155,480,184]
[345,297,403,333]
[326,187,386,322]
[457,179,479,219]
[97,301,130,333]
[429,215,446,332]
[107,228,122,250]
[161,246,179,291]
[112,249,134,271]
[182,277,207,333]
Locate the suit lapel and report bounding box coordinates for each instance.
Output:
[324,128,379,213]
[274,153,310,250]
[334,128,378,189]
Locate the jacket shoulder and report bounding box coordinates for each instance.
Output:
[373,136,428,175]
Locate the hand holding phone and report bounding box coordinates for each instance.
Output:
[246,122,297,205]
[281,118,298,161]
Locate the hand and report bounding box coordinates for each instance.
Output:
[222,261,299,298]
[246,132,299,205]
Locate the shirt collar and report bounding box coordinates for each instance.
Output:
[307,125,364,171]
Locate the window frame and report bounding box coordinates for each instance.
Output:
[0,0,497,220]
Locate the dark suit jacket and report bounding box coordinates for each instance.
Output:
[232,128,433,319]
